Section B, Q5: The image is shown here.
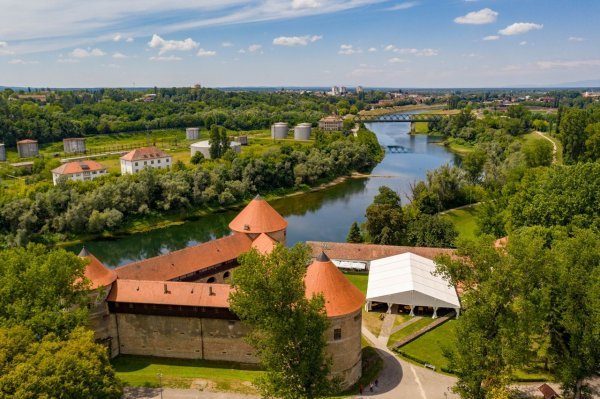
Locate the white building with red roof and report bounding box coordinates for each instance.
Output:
[119,146,172,175]
[51,160,108,185]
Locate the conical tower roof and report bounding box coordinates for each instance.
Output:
[78,247,117,290]
[305,252,365,317]
[229,195,288,234]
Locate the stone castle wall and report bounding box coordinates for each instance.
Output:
[111,313,258,364]
[325,308,363,388]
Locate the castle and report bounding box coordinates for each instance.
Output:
[82,196,364,388]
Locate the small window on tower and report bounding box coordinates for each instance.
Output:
[334,328,342,341]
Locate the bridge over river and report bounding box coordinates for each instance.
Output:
[355,113,443,123]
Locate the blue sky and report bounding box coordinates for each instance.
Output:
[0,0,598,88]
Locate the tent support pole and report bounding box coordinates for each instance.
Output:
[409,306,415,317]
[386,303,393,314]
[432,307,438,319]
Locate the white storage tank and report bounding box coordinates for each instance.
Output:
[191,140,242,159]
[186,127,200,140]
[63,138,86,154]
[294,123,312,140]
[271,122,289,139]
[0,143,5,161]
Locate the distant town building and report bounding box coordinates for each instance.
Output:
[330,86,340,96]
[340,86,348,95]
[120,147,172,174]
[0,143,5,161]
[319,115,344,131]
[16,139,39,158]
[63,137,86,154]
[583,91,600,98]
[190,140,241,159]
[356,86,364,94]
[142,93,156,102]
[52,160,108,185]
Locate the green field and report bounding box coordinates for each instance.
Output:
[399,320,456,370]
[521,131,563,165]
[343,272,368,294]
[441,203,482,241]
[387,317,437,347]
[111,355,262,393]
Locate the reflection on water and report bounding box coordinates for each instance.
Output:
[70,114,457,268]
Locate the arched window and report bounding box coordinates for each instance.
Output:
[207,277,216,283]
[223,271,231,280]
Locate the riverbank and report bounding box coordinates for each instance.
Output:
[57,172,372,249]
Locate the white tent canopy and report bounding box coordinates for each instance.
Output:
[366,252,460,317]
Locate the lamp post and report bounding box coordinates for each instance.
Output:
[156,372,163,399]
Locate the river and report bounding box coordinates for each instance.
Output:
[74,117,458,268]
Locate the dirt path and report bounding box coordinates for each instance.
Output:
[535,131,558,164]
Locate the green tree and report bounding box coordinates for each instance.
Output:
[346,221,363,243]
[583,122,600,161]
[365,186,405,244]
[209,124,222,159]
[0,327,122,399]
[405,214,457,247]
[461,150,487,184]
[229,245,334,399]
[522,138,553,167]
[0,244,89,337]
[558,108,587,163]
[190,151,205,164]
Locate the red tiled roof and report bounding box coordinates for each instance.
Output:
[17,139,38,144]
[306,242,454,262]
[78,247,117,290]
[115,233,253,281]
[52,160,107,175]
[120,146,171,161]
[304,252,365,317]
[251,233,277,254]
[107,279,231,308]
[229,196,288,234]
[494,236,508,248]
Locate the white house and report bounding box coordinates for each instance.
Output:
[120,147,172,175]
[51,160,108,185]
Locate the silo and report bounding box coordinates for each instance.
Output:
[190,140,212,159]
[271,122,289,139]
[17,139,39,158]
[186,127,200,140]
[63,138,86,153]
[0,143,5,161]
[294,123,312,140]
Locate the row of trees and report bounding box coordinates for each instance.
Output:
[0,131,383,247]
[557,104,600,163]
[0,244,122,398]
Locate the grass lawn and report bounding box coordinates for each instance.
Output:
[343,272,368,294]
[441,203,482,242]
[393,313,411,327]
[399,320,456,370]
[387,317,437,347]
[111,355,262,393]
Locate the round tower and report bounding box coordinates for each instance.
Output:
[228,195,288,244]
[304,252,365,388]
[78,247,118,356]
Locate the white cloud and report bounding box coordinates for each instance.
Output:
[368,47,377,52]
[57,58,80,63]
[483,35,500,41]
[113,33,134,43]
[149,55,182,61]
[272,35,322,46]
[387,2,419,11]
[197,48,216,56]
[536,59,600,69]
[238,49,246,54]
[292,0,320,9]
[519,41,527,46]
[8,59,38,65]
[0,41,14,55]
[388,57,405,63]
[454,8,498,25]
[247,44,262,52]
[221,41,233,47]
[70,47,106,58]
[349,67,383,77]
[112,52,127,59]
[338,44,361,55]
[384,45,437,56]
[148,34,198,55]
[102,63,120,68]
[568,36,584,42]
[499,22,543,36]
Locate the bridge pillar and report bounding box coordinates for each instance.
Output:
[410,121,416,134]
